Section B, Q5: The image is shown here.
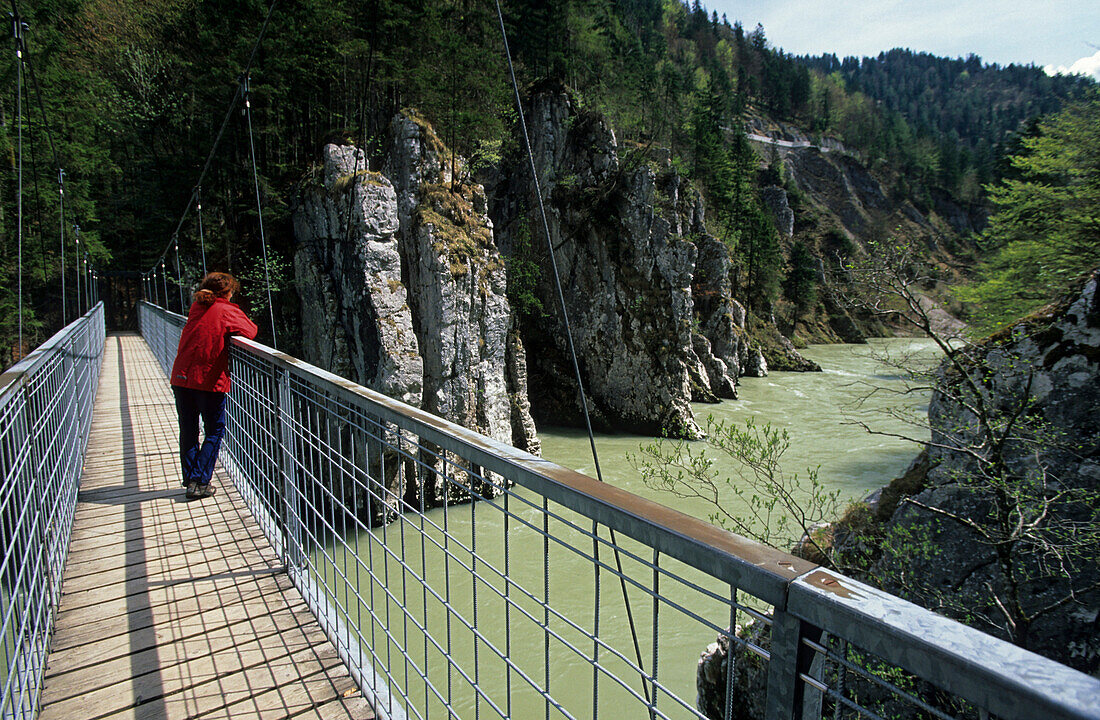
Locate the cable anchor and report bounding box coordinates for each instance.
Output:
[239,73,252,111]
[10,14,27,58]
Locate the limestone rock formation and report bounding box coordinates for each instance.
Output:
[692,233,754,383]
[385,114,530,455]
[489,87,752,437]
[293,144,423,407]
[696,627,766,720]
[760,185,794,238]
[293,145,424,521]
[293,116,540,516]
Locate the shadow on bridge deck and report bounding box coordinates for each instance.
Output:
[38,333,374,720]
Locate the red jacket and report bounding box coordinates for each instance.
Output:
[170,298,258,392]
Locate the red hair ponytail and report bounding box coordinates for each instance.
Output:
[192,272,240,305]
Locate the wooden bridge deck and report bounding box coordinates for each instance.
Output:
[39,333,375,720]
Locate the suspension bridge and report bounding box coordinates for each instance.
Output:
[3,1,1100,719]
[0,299,1095,720]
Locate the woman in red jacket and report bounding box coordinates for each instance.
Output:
[170,272,258,499]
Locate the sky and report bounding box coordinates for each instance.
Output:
[704,0,1100,80]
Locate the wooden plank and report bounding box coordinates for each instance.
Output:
[39,334,373,720]
[41,630,343,719]
[61,526,269,580]
[49,578,282,653]
[58,541,277,595]
[43,600,320,698]
[66,509,258,550]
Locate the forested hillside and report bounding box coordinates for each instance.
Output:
[0,0,1092,361]
[800,48,1094,197]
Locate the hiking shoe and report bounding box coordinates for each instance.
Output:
[196,483,217,498]
[185,482,199,498]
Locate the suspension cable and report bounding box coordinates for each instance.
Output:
[147,0,279,277]
[58,168,66,324]
[13,15,25,357]
[82,252,90,310]
[196,186,207,276]
[492,1,654,713]
[10,2,102,329]
[242,74,277,347]
[25,89,45,285]
[74,224,83,314]
[172,234,185,311]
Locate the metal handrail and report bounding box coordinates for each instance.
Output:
[0,303,105,720]
[138,300,1100,720]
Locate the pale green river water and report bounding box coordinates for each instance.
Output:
[541,337,937,516]
[318,338,939,719]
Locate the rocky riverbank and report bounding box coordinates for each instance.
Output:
[697,269,1100,718]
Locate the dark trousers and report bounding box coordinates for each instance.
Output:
[173,386,228,486]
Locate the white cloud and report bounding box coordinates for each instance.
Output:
[1044,50,1100,80]
[708,0,1100,71]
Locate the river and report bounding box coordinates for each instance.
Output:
[318,338,939,719]
[541,337,937,515]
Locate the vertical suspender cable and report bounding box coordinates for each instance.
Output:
[492,2,654,714]
[173,235,185,310]
[493,7,606,489]
[242,74,277,348]
[13,6,73,330]
[144,0,277,293]
[13,16,24,358]
[160,261,168,310]
[74,224,82,314]
[196,186,207,276]
[58,169,66,324]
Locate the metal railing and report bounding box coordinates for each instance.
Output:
[0,303,105,719]
[138,301,1100,720]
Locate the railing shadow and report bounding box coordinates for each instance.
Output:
[116,337,169,720]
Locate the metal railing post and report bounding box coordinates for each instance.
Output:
[275,364,300,570]
[764,609,822,720]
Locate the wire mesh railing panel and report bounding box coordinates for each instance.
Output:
[785,570,1100,720]
[0,304,105,720]
[232,365,782,720]
[136,301,1100,720]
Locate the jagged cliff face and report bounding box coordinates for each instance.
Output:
[876,271,1100,672]
[488,89,758,438]
[748,115,974,347]
[293,146,423,407]
[294,95,825,452]
[748,113,984,241]
[292,120,539,516]
[384,114,531,454]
